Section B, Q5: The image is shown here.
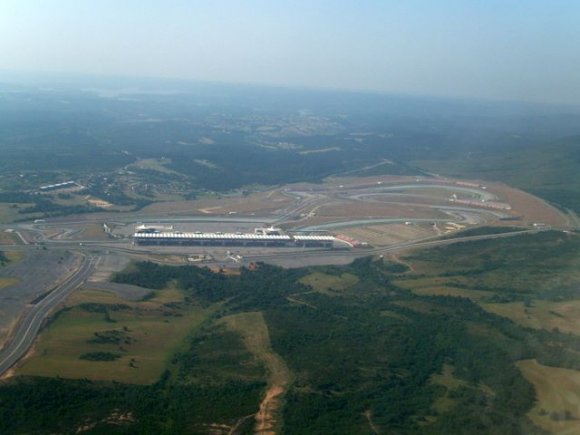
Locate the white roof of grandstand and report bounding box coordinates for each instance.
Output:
[133,232,335,241]
[293,235,336,241]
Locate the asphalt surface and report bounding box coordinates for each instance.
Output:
[0,251,80,334]
[0,253,96,376]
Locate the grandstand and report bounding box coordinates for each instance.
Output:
[133,227,344,249]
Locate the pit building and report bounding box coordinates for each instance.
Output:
[133,226,345,249]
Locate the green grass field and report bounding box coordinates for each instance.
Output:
[299,271,359,294]
[430,364,471,414]
[517,359,580,434]
[482,300,580,336]
[0,203,39,223]
[17,288,212,384]
[396,232,580,340]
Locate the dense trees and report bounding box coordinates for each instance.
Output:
[0,255,569,433]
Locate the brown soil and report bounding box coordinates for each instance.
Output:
[313,202,447,221]
[223,312,291,435]
[489,183,568,226]
[363,410,381,434]
[341,223,436,246]
[141,190,293,216]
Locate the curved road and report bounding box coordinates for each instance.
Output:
[0,253,96,376]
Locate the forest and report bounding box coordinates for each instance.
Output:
[1,84,580,216]
[3,249,578,433]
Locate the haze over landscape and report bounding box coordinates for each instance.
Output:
[0,2,579,435]
[2,0,580,104]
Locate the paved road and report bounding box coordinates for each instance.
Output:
[0,228,551,260]
[235,228,546,263]
[0,252,96,376]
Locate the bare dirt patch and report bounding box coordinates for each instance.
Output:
[341,223,436,246]
[490,183,568,226]
[129,158,180,175]
[363,410,381,434]
[141,189,292,216]
[222,312,291,435]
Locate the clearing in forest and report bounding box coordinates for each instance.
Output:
[299,271,359,294]
[223,312,291,435]
[16,288,211,384]
[517,359,580,435]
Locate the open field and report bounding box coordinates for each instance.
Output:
[0,231,20,245]
[0,203,39,224]
[300,271,359,294]
[17,288,211,384]
[0,277,18,290]
[340,223,436,246]
[223,312,291,434]
[314,201,448,220]
[395,278,493,302]
[396,232,580,338]
[517,359,580,434]
[140,189,293,216]
[482,300,580,336]
[128,158,182,175]
[402,232,580,299]
[430,364,471,414]
[67,223,111,241]
[488,182,568,226]
[3,251,24,263]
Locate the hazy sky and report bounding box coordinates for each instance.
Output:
[1,1,579,103]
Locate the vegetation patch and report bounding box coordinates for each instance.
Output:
[430,364,470,413]
[0,277,18,289]
[299,271,359,294]
[517,359,580,434]
[6,253,580,433]
[482,300,580,335]
[17,289,211,384]
[403,231,580,301]
[79,351,122,362]
[223,312,291,433]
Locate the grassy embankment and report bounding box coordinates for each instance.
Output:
[18,287,211,384]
